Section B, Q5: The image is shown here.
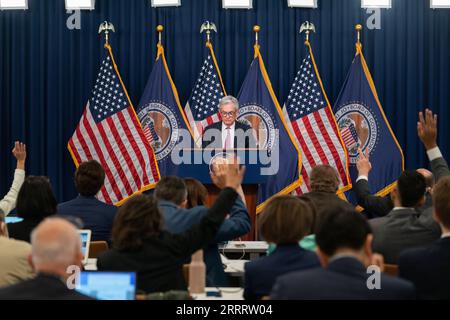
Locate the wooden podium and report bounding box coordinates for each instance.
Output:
[174,148,270,241]
[205,184,258,241]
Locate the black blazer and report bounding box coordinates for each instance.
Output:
[202,121,257,149]
[431,156,450,182]
[353,179,394,218]
[0,273,92,300]
[271,257,415,300]
[354,179,433,219]
[370,208,442,264]
[7,218,44,243]
[97,188,238,294]
[399,237,450,300]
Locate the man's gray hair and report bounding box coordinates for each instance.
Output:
[31,218,81,267]
[219,95,239,111]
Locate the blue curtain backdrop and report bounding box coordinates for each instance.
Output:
[1,0,449,201]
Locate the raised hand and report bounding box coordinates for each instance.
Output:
[356,148,372,177]
[210,157,245,191]
[12,141,26,170]
[418,109,438,151]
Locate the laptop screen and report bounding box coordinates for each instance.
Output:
[5,217,23,224]
[76,272,136,300]
[78,230,91,264]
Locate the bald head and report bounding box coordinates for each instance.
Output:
[30,218,82,276]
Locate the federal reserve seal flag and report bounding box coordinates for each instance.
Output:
[334,26,404,203]
[137,26,194,177]
[238,26,302,214]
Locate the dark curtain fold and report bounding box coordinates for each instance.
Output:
[1,0,449,201]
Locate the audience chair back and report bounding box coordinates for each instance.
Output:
[183,264,190,285]
[88,241,109,258]
[384,264,398,277]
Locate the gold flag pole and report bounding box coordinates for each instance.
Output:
[98,21,115,46]
[156,25,164,46]
[355,24,363,49]
[253,25,261,47]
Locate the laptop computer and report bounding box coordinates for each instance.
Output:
[76,272,136,300]
[78,230,92,265]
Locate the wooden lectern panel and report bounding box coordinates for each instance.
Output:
[205,184,258,241]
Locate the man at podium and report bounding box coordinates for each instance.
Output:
[202,96,257,150]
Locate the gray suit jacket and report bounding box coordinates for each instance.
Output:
[370,208,441,264]
[431,157,450,182]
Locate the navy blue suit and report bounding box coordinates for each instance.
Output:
[244,244,320,300]
[399,237,450,300]
[58,196,117,242]
[159,196,250,287]
[271,257,416,300]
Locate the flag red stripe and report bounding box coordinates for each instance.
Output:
[116,111,149,187]
[75,125,92,160]
[312,110,348,185]
[301,166,311,190]
[105,117,142,193]
[78,111,116,203]
[291,120,317,169]
[302,116,329,165]
[68,139,82,165]
[126,108,159,182]
[82,113,124,202]
[323,108,349,185]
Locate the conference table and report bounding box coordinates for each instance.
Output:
[192,288,244,300]
[219,241,269,261]
[85,256,249,278]
[84,258,246,300]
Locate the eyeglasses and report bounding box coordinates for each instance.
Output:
[220,111,236,118]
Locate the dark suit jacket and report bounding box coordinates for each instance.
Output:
[302,191,354,233]
[0,273,92,300]
[354,179,394,218]
[202,121,257,149]
[431,156,450,182]
[159,195,250,287]
[370,208,442,264]
[399,237,450,300]
[244,244,320,300]
[97,188,238,294]
[7,218,43,243]
[271,257,415,300]
[58,196,117,242]
[354,179,433,219]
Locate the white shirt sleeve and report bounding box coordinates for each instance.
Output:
[356,175,369,183]
[427,147,443,162]
[0,169,25,216]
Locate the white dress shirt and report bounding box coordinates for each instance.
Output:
[0,169,25,216]
[222,122,235,149]
[441,232,450,239]
[427,147,443,161]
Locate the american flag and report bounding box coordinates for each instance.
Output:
[185,42,226,145]
[341,123,359,150]
[68,46,160,205]
[283,44,350,195]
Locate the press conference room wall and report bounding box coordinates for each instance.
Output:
[1,0,449,200]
